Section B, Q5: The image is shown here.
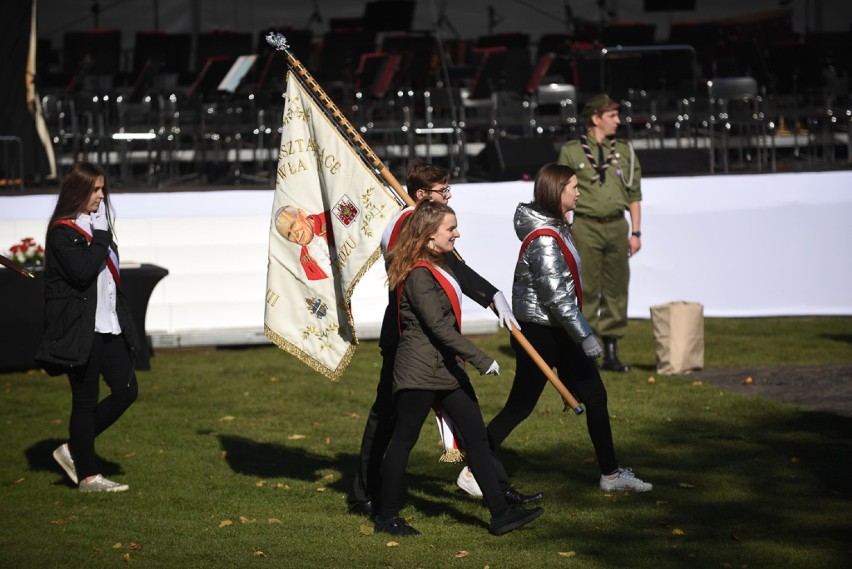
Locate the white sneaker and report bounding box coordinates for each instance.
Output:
[79,474,129,493]
[53,443,78,484]
[600,467,653,492]
[456,466,483,497]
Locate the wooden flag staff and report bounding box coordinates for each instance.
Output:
[265,33,584,415]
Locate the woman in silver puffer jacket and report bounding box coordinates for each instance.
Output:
[487,163,652,493]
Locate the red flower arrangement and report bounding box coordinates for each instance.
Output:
[6,237,45,266]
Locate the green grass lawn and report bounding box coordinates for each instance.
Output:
[1,317,851,569]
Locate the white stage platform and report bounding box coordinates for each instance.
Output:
[2,171,851,348]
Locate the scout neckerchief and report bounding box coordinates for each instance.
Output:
[381,206,415,253]
[397,260,466,463]
[519,226,583,309]
[580,134,617,185]
[53,219,121,287]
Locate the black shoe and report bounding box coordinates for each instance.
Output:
[490,506,544,536]
[348,500,374,517]
[504,487,544,506]
[374,515,421,536]
[601,337,630,372]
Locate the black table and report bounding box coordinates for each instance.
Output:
[0,264,168,372]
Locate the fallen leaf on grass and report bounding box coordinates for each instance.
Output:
[321,474,334,480]
[316,487,326,492]
[558,551,577,557]
[287,434,305,440]
[256,481,267,487]
[360,524,374,535]
[123,552,131,562]
[692,380,704,386]
[50,418,62,425]
[269,376,279,382]
[254,551,266,558]
[325,437,331,445]
[219,416,235,422]
[672,528,686,535]
[386,541,400,547]
[13,477,25,485]
[219,520,233,528]
[130,543,142,551]
[455,551,469,558]
[742,376,753,384]
[268,518,281,524]
[239,516,255,524]
[647,376,655,384]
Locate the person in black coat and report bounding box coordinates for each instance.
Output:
[35,161,139,493]
[374,199,543,536]
[348,163,542,516]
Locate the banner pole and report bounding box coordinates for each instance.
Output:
[266,33,583,415]
[266,33,413,207]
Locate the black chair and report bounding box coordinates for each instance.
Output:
[706,76,774,173]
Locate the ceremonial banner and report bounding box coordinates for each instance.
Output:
[265,70,402,380]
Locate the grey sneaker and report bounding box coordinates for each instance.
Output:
[600,467,653,492]
[79,474,129,493]
[53,443,78,484]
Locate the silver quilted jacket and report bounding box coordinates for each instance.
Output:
[512,202,593,344]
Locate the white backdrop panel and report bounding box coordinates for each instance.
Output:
[2,171,851,345]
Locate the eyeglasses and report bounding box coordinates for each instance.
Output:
[425,185,451,196]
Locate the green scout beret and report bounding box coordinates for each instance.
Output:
[582,93,619,118]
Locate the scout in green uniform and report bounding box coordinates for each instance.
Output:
[557,94,642,372]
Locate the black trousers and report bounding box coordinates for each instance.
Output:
[349,344,397,505]
[487,322,619,475]
[67,333,138,480]
[379,386,509,519]
[350,344,514,505]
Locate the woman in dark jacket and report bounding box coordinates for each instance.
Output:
[374,199,543,537]
[36,161,139,493]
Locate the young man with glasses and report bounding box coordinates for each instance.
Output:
[348,162,543,517]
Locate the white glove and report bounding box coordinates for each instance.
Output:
[581,335,603,359]
[492,291,520,330]
[485,360,500,376]
[91,201,109,231]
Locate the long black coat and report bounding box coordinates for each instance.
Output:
[34,223,139,374]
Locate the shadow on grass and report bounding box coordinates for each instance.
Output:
[822,333,852,345]
[213,433,496,529]
[25,438,126,487]
[214,433,337,480]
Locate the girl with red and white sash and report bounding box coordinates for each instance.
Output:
[374,200,543,537]
[35,162,139,493]
[486,163,653,493]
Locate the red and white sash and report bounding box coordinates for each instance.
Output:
[519,226,583,309]
[381,206,414,253]
[53,219,121,287]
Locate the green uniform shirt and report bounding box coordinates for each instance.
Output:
[557,136,642,218]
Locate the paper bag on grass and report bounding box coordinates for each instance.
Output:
[650,301,704,375]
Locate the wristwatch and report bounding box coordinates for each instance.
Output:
[631,231,642,238]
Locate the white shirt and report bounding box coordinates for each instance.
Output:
[75,213,122,334]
